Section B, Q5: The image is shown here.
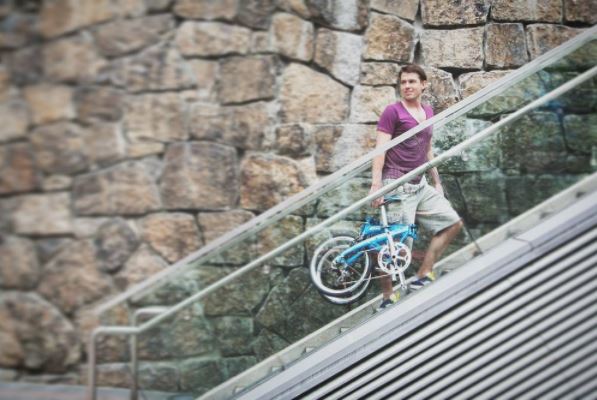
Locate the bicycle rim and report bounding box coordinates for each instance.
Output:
[310,235,372,296]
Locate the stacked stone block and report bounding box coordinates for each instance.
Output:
[0,0,594,395]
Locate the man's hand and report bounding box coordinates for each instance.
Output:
[370,182,383,208]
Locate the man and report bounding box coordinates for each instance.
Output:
[370,64,463,310]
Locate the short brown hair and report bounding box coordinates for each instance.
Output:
[399,64,427,82]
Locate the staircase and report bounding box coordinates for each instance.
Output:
[202,174,597,399]
[230,178,597,400]
[86,27,597,400]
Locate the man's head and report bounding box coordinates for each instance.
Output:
[399,64,427,82]
[399,64,427,102]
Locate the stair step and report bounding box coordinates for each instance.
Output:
[270,365,283,373]
[304,346,315,354]
[339,327,350,334]
[233,386,245,394]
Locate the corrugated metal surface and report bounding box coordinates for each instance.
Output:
[306,232,597,400]
[354,258,595,398]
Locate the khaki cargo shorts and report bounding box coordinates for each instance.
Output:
[382,176,461,236]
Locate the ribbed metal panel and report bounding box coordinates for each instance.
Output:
[296,231,597,400]
[235,215,597,399]
[332,238,597,400]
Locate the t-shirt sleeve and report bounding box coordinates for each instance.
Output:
[377,105,397,135]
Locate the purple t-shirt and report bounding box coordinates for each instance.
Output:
[376,101,434,181]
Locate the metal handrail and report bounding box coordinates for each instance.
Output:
[87,306,168,400]
[133,65,597,332]
[94,26,597,315]
[88,63,597,400]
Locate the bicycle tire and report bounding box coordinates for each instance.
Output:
[319,274,371,305]
[310,234,372,297]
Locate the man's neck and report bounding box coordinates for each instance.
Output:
[402,98,422,108]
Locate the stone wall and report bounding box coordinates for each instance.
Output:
[0,0,594,392]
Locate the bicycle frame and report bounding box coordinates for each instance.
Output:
[335,203,418,270]
[310,203,419,304]
[337,223,417,266]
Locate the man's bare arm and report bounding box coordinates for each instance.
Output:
[369,130,392,207]
[427,144,444,196]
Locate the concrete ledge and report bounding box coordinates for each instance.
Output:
[0,382,185,400]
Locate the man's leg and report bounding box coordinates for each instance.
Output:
[380,238,415,299]
[375,198,417,300]
[380,235,414,299]
[378,181,417,302]
[380,273,393,300]
[417,219,463,278]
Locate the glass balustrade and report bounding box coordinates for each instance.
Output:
[89,35,596,399]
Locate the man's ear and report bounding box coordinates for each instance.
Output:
[421,80,428,91]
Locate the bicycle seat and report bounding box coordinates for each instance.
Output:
[381,195,401,206]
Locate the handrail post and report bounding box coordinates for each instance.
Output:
[87,330,99,400]
[130,328,138,400]
[130,307,169,400]
[86,326,140,400]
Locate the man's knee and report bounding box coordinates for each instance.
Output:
[446,219,464,238]
[453,219,464,231]
[436,219,462,236]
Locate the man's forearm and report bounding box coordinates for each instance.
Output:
[427,147,442,187]
[372,131,391,186]
[371,154,384,186]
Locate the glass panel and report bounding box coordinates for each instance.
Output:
[434,42,596,258]
[90,37,596,398]
[127,133,487,398]
[135,74,595,396]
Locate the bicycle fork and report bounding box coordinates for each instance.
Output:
[380,205,408,292]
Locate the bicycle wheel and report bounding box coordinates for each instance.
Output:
[310,235,372,297]
[320,275,371,305]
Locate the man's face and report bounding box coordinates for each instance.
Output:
[399,72,427,101]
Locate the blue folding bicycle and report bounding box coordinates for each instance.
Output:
[310,196,418,305]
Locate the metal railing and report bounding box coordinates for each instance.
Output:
[88,27,597,400]
[93,26,597,316]
[87,62,597,400]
